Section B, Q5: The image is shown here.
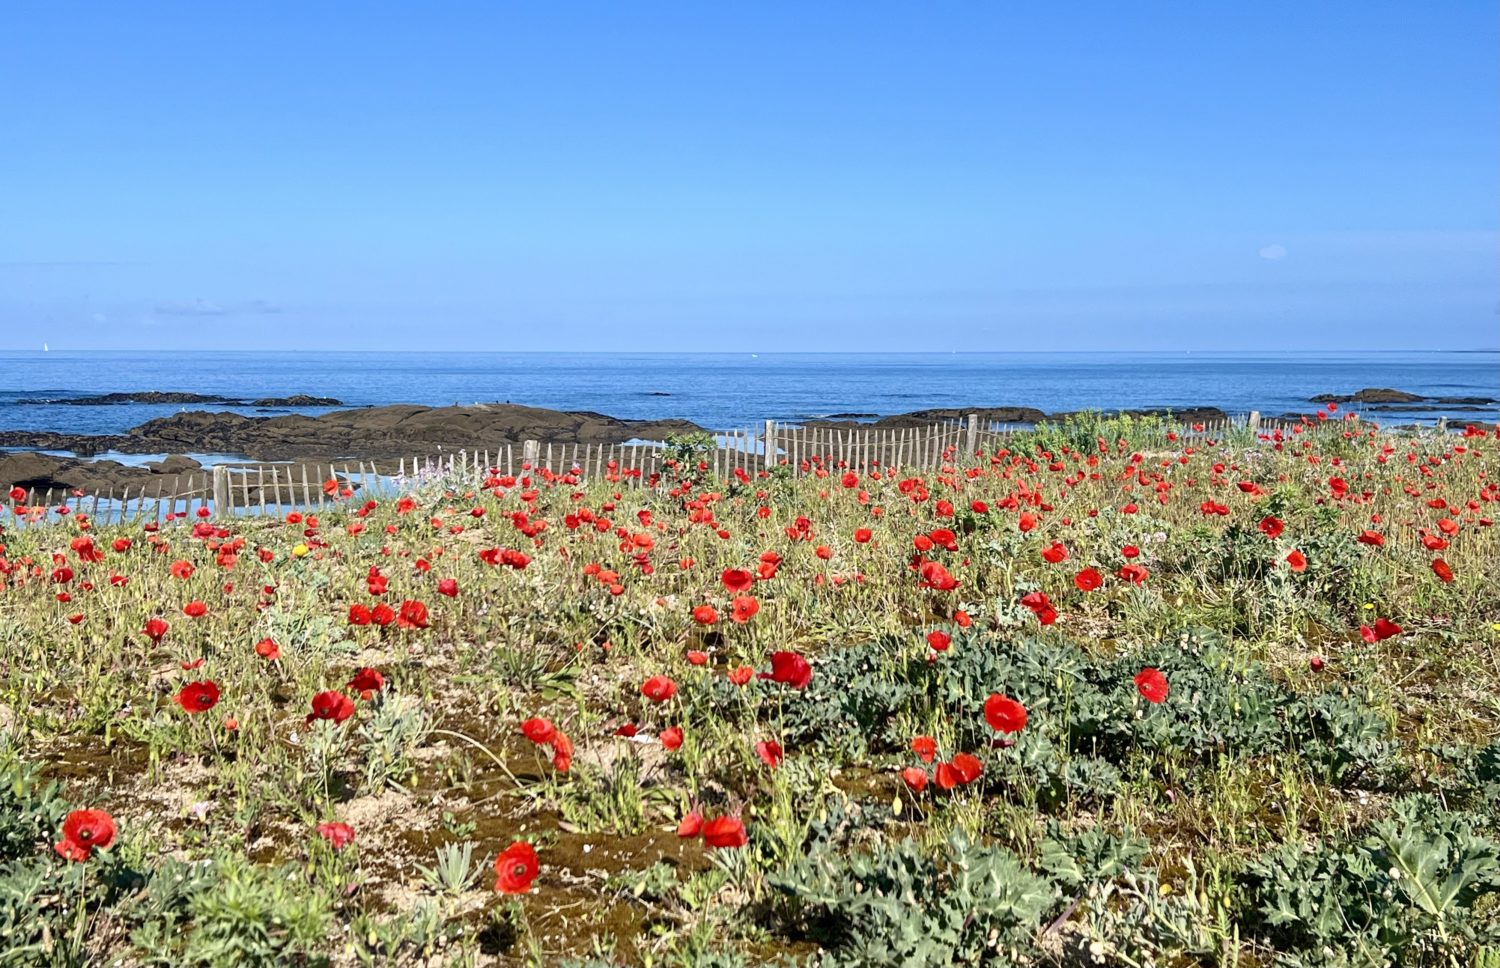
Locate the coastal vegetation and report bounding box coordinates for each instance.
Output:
[2,411,1498,966]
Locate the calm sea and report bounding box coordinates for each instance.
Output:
[1,350,1496,436]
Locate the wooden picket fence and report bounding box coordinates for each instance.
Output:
[0,410,1319,528]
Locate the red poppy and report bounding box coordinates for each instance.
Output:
[1357,530,1386,547]
[1285,550,1308,572]
[841,471,859,488]
[661,725,684,750]
[396,600,429,629]
[143,617,170,642]
[731,595,761,624]
[911,735,937,762]
[692,604,719,625]
[755,739,783,769]
[760,651,812,689]
[54,809,116,861]
[926,630,951,652]
[934,761,961,790]
[175,680,220,714]
[316,822,356,850]
[1041,541,1068,564]
[1359,618,1403,643]
[255,638,281,661]
[854,528,873,544]
[551,732,573,772]
[347,604,372,626]
[437,578,459,597]
[686,649,708,665]
[371,602,396,626]
[1432,558,1454,583]
[721,568,754,594]
[901,766,928,792]
[494,840,540,893]
[701,815,748,849]
[1134,667,1169,703]
[983,694,1027,733]
[1259,516,1285,539]
[676,810,703,838]
[347,667,385,696]
[170,559,195,580]
[641,675,678,703]
[952,752,983,784]
[1074,567,1103,591]
[183,600,207,618]
[521,717,557,745]
[728,665,754,686]
[307,690,356,725]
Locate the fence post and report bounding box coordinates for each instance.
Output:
[763,419,776,474]
[964,413,978,461]
[1247,410,1261,436]
[522,439,540,466]
[1436,416,1447,435]
[212,465,230,519]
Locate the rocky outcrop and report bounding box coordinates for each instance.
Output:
[0,404,706,465]
[1310,388,1498,406]
[19,391,344,407]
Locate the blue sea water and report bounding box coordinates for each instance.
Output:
[0,349,1495,438]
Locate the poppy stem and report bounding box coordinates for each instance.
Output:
[429,728,524,788]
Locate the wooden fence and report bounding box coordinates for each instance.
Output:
[0,410,1321,527]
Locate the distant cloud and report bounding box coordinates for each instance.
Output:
[153,298,282,316]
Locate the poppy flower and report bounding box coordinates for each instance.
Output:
[551,732,573,772]
[143,617,170,643]
[494,841,540,893]
[1285,550,1308,572]
[54,809,116,861]
[396,600,429,629]
[1359,618,1403,643]
[911,735,937,762]
[686,650,708,665]
[676,810,703,838]
[1074,567,1103,591]
[1134,667,1169,703]
[307,690,356,725]
[1041,542,1068,564]
[731,595,760,624]
[170,560,195,580]
[926,630,951,652]
[255,638,281,661]
[983,694,1027,734]
[934,761,961,790]
[721,568,754,594]
[854,528,873,544]
[347,667,385,696]
[1432,558,1454,583]
[521,717,557,745]
[701,815,748,849]
[901,767,928,792]
[437,578,459,597]
[692,604,718,625]
[347,604,373,626]
[755,739,784,769]
[1357,530,1385,547]
[661,725,684,750]
[951,752,983,784]
[641,675,678,703]
[175,680,220,714]
[183,601,207,618]
[728,665,754,686]
[316,822,356,850]
[1258,517,1285,539]
[759,651,812,689]
[841,471,859,488]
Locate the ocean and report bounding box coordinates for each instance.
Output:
[1,349,1496,437]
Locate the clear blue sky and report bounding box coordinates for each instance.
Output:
[1,2,1495,352]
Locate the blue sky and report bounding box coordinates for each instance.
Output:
[1,2,1495,351]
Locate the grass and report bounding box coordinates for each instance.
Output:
[2,415,1498,966]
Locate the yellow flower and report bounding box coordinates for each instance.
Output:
[1362,603,1375,610]
[292,543,310,558]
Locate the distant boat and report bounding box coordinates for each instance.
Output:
[42,343,48,352]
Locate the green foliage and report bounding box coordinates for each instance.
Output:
[1025,409,1174,457]
[1240,796,1500,965]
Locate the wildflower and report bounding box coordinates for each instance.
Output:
[721,568,754,593]
[1074,567,1103,591]
[759,651,812,689]
[316,822,356,850]
[54,809,116,862]
[306,690,356,725]
[661,725,684,750]
[901,767,928,792]
[983,694,1027,734]
[641,675,678,702]
[521,717,557,745]
[755,739,783,769]
[175,681,220,714]
[911,736,937,762]
[1134,667,1169,703]
[730,595,760,624]
[1285,549,1308,572]
[701,815,748,849]
[255,638,281,661]
[346,667,385,697]
[494,841,539,893]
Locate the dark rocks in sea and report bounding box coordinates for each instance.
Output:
[1309,388,1498,406]
[20,391,345,407]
